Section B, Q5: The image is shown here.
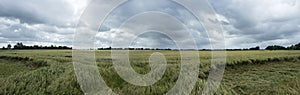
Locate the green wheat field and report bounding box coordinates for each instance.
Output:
[0,50,300,95]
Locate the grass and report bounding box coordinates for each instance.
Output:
[0,50,299,94]
[223,61,300,94]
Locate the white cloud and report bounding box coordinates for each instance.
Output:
[0,0,89,47]
[0,0,299,49]
[210,0,300,48]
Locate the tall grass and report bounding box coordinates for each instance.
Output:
[0,50,299,94]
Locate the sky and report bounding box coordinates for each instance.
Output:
[0,0,299,49]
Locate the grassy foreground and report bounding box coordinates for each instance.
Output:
[0,50,299,94]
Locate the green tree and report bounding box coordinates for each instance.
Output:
[250,46,260,50]
[295,43,300,50]
[287,43,300,50]
[266,45,286,50]
[7,44,11,49]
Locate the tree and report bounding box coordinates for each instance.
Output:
[7,44,11,49]
[14,42,24,49]
[249,46,260,50]
[287,45,296,50]
[295,43,300,50]
[2,46,5,50]
[266,45,286,50]
[286,43,300,50]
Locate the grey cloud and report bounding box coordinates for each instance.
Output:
[0,0,77,27]
[1,0,298,49]
[97,0,208,49]
[0,17,74,46]
[210,0,300,48]
[0,0,84,47]
[131,32,176,48]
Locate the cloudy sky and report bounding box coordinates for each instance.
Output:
[0,0,299,49]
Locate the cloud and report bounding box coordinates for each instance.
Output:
[0,17,74,46]
[0,0,88,47]
[0,0,87,27]
[0,0,299,49]
[210,0,300,48]
[95,0,209,49]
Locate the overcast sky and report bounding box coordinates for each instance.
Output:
[0,0,299,49]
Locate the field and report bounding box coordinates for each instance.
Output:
[0,50,300,95]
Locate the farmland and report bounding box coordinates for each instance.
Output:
[0,50,300,95]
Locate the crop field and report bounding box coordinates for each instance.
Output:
[0,50,300,95]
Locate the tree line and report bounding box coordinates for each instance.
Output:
[226,43,300,51]
[1,42,300,50]
[1,43,71,50]
[265,43,300,50]
[97,46,172,50]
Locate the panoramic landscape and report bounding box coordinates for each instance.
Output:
[1,0,300,95]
